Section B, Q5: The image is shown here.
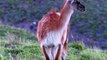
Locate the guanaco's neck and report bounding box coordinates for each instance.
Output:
[60,0,74,29]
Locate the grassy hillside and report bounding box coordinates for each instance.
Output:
[0,25,37,41]
[0,25,107,60]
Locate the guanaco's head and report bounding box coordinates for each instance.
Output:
[66,0,85,12]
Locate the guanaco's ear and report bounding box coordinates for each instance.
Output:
[73,0,85,12]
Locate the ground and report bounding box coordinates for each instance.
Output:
[0,25,107,60]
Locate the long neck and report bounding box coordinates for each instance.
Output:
[60,0,74,29]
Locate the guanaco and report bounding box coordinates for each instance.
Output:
[37,0,85,60]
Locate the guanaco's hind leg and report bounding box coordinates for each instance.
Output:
[54,44,62,60]
[42,46,49,60]
[43,45,62,60]
[61,39,68,60]
[42,46,53,60]
[52,45,59,59]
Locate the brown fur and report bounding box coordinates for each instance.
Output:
[37,9,61,43]
[37,0,75,60]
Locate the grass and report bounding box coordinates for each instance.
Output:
[0,25,107,60]
[0,25,37,41]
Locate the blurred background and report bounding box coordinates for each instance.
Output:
[0,0,107,49]
[0,0,107,60]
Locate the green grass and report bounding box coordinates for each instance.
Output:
[0,25,107,60]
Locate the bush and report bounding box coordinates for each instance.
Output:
[18,43,43,60]
[79,49,107,60]
[70,42,87,51]
[5,48,23,55]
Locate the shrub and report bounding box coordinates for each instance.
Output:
[18,43,43,60]
[79,49,107,60]
[70,42,87,51]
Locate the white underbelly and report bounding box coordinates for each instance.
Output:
[41,31,62,47]
[40,28,68,48]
